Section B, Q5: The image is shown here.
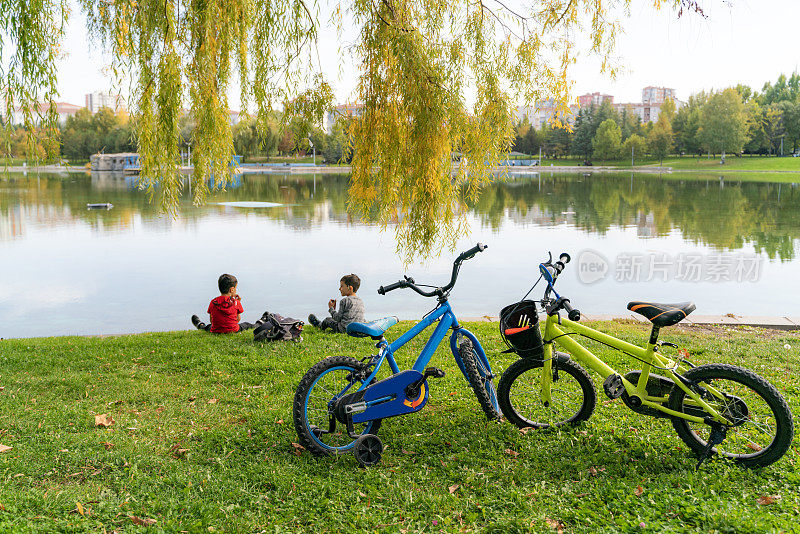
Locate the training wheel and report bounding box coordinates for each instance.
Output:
[354,434,383,466]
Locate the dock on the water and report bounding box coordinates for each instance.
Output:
[90,153,140,173]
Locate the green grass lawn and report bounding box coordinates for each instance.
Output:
[1,321,798,532]
[658,156,800,173]
[533,155,800,174]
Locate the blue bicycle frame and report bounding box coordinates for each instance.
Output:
[344,300,493,416]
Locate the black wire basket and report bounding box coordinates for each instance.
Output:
[499,300,544,360]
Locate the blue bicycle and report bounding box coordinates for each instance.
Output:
[292,243,499,465]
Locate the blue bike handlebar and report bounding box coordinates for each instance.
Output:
[378,243,488,297]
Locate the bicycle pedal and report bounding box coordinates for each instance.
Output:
[602,374,625,400]
[424,367,446,379]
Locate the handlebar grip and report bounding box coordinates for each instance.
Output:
[458,242,488,262]
[378,281,404,295]
[563,299,581,321]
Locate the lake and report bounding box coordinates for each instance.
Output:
[1,170,799,338]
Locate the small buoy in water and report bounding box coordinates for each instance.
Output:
[87,203,114,210]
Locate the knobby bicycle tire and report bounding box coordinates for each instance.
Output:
[668,363,793,468]
[460,339,500,420]
[497,352,596,429]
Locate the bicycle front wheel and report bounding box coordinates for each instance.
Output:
[668,363,794,468]
[497,352,596,429]
[459,339,500,420]
[292,356,381,456]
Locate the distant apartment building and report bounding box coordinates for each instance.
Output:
[9,102,83,125]
[578,92,613,108]
[641,86,677,105]
[323,103,364,133]
[602,87,683,123]
[514,99,580,129]
[85,91,127,114]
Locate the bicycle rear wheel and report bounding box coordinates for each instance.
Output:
[497,352,596,429]
[459,339,500,420]
[293,356,381,456]
[668,363,793,468]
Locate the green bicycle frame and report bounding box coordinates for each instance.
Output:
[541,314,729,424]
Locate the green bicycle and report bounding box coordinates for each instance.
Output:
[497,251,794,468]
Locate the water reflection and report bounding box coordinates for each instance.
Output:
[2,170,800,338]
[472,173,800,260]
[1,171,799,261]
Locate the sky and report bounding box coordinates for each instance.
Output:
[55,0,800,110]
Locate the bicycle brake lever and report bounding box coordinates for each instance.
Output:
[404,275,415,284]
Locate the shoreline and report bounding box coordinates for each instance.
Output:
[3,163,799,176]
[2,314,798,341]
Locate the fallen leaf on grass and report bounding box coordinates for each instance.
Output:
[155,406,165,414]
[94,414,114,428]
[170,445,189,458]
[504,449,520,458]
[0,444,12,453]
[519,427,535,435]
[448,484,460,494]
[76,502,85,517]
[746,442,763,452]
[129,516,157,526]
[291,442,305,456]
[757,495,781,506]
[207,398,217,404]
[588,466,606,477]
[544,518,565,533]
[634,486,644,496]
[276,419,284,425]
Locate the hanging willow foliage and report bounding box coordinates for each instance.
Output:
[3,0,705,259]
[0,0,67,161]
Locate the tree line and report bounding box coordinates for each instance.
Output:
[5,72,799,166]
[512,73,800,163]
[2,107,352,165]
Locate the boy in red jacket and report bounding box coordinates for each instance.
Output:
[191,274,260,333]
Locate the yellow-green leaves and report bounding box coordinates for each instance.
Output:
[10,0,692,260]
[346,0,627,260]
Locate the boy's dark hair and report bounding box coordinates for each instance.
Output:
[218,273,238,294]
[341,273,361,292]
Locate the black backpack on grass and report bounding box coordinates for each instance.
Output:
[253,312,304,342]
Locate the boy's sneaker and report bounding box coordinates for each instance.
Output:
[191,315,206,330]
[307,314,320,327]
